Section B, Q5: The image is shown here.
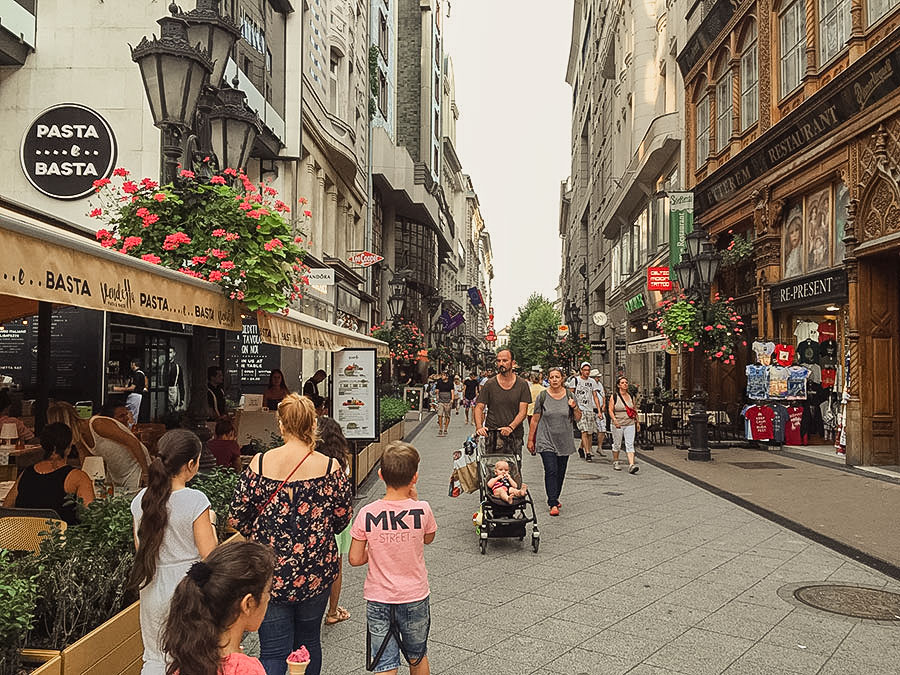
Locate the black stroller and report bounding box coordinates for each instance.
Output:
[476,430,540,554]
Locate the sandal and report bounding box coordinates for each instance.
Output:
[325,606,350,624]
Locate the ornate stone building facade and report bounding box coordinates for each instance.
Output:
[680,0,900,464]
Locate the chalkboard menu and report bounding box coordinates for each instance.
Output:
[0,306,102,402]
[224,319,281,395]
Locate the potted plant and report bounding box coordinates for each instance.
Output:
[651,292,746,364]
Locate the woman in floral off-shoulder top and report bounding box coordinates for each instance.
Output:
[230,393,353,675]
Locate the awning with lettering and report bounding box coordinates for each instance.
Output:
[0,201,242,330]
[257,308,389,357]
[626,335,668,354]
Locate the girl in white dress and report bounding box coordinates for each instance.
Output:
[130,429,218,675]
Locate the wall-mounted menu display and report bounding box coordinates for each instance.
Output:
[225,319,281,396]
[331,348,377,442]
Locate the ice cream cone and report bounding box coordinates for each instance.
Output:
[286,660,309,674]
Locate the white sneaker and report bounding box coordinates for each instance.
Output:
[629,464,639,474]
[613,461,621,471]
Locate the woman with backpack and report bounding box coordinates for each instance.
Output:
[526,366,582,516]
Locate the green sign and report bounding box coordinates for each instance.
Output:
[669,191,694,272]
[625,294,646,313]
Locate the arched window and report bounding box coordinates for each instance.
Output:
[780,0,807,98]
[695,77,710,166]
[820,0,851,63]
[740,20,759,130]
[714,56,732,152]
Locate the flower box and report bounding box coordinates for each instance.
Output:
[21,649,62,675]
[60,600,141,675]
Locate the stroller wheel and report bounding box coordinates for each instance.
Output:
[532,536,539,553]
[480,539,487,555]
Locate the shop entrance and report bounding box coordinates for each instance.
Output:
[858,255,900,465]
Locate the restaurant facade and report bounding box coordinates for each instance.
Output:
[681,0,900,465]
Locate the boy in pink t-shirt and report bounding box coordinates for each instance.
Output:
[349,441,437,675]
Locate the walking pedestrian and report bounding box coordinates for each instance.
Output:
[608,376,640,473]
[129,429,218,675]
[527,367,580,516]
[230,394,353,675]
[162,540,274,675]
[567,362,605,462]
[474,349,532,455]
[526,371,546,432]
[461,372,480,425]
[453,376,464,416]
[435,372,455,436]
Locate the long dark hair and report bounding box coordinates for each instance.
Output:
[316,416,349,470]
[40,423,72,460]
[267,368,289,394]
[129,429,201,591]
[163,541,274,675]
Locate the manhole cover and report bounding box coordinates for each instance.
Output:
[793,585,900,620]
[566,472,605,480]
[729,461,794,469]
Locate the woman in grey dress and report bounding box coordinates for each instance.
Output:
[527,366,581,516]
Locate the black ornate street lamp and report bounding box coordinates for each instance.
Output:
[675,228,722,461]
[132,0,261,183]
[387,275,406,326]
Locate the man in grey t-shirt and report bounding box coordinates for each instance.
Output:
[475,349,532,454]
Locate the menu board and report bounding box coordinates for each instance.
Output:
[224,319,281,395]
[331,348,377,442]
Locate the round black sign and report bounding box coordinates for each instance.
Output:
[20,104,117,200]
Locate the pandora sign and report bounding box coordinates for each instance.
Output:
[20,104,117,200]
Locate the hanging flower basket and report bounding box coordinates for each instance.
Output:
[720,230,754,268]
[371,321,426,364]
[89,167,309,313]
[651,292,746,363]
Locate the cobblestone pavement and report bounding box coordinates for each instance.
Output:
[320,416,900,675]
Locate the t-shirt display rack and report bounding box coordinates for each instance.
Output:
[742,318,844,451]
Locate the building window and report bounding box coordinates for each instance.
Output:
[377,70,387,116]
[820,0,850,63]
[740,22,759,130]
[695,85,710,167]
[715,63,732,152]
[378,10,389,57]
[868,0,900,25]
[780,1,806,98]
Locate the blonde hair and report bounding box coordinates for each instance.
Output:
[380,441,420,488]
[277,394,318,447]
[46,401,88,454]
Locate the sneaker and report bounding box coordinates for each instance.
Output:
[549,505,560,516]
[629,464,639,474]
[578,448,586,459]
[585,453,593,462]
[613,460,622,471]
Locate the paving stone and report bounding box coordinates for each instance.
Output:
[643,628,754,675]
[724,641,828,674]
[762,608,856,655]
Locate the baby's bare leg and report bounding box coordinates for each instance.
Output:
[495,488,513,503]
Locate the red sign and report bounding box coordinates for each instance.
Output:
[648,266,672,291]
[484,332,497,343]
[347,251,384,267]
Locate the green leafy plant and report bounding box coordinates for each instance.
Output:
[427,344,456,367]
[0,550,39,675]
[720,230,754,267]
[369,45,380,121]
[371,321,426,365]
[379,397,410,431]
[549,335,591,367]
[89,167,309,313]
[652,292,746,363]
[191,467,241,540]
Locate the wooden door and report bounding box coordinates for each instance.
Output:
[859,256,900,465]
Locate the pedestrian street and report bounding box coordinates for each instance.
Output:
[321,418,900,675]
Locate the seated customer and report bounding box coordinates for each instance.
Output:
[82,402,150,490]
[207,417,242,472]
[0,390,35,442]
[3,423,94,524]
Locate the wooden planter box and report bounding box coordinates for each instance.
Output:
[21,649,62,675]
[352,421,405,488]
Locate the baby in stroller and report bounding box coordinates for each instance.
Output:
[487,460,528,503]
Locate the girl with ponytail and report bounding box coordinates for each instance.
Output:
[130,429,218,675]
[163,540,274,675]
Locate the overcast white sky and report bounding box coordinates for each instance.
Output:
[444,1,573,329]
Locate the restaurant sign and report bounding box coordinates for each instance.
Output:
[694,31,900,215]
[625,293,646,313]
[0,224,241,330]
[648,266,673,291]
[668,192,694,270]
[20,104,117,200]
[770,269,847,310]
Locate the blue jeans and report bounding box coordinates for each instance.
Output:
[539,452,569,507]
[258,588,330,675]
[367,597,431,672]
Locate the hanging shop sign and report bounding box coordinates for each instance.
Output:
[694,32,900,214]
[467,286,484,307]
[648,266,673,291]
[346,251,383,267]
[770,269,847,310]
[20,104,117,200]
[625,293,646,313]
[627,336,668,354]
[306,268,335,285]
[668,192,694,270]
[332,348,377,442]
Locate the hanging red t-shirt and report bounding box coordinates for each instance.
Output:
[746,405,775,440]
[817,321,836,342]
[785,406,806,445]
[821,368,837,389]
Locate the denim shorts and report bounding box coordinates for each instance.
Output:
[366,596,430,672]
